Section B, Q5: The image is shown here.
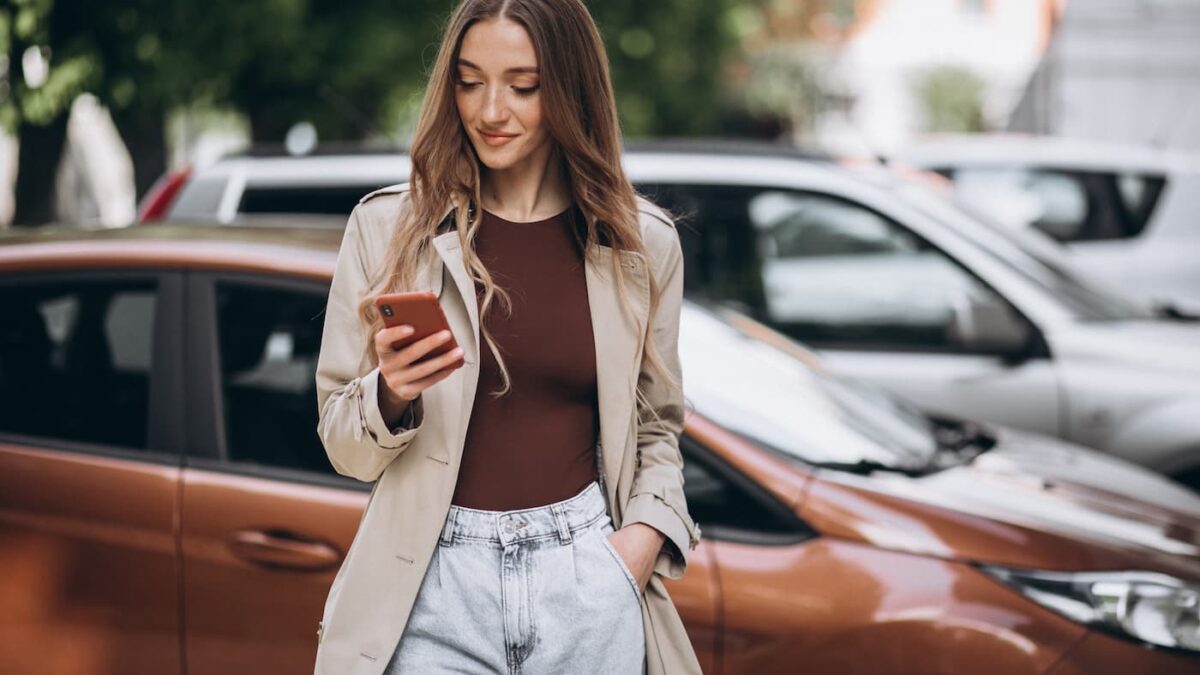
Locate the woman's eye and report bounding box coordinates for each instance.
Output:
[457,80,482,89]
[513,85,539,96]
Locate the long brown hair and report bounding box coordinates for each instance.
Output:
[359,0,675,405]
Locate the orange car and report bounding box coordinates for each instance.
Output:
[1,224,1197,675]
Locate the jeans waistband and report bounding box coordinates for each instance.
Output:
[440,480,609,547]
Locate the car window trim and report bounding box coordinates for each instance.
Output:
[185,454,370,492]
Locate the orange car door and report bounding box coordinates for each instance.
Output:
[0,271,186,675]
[178,274,366,675]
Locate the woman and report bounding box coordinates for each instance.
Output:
[313,0,700,673]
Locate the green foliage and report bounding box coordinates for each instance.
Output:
[590,0,747,137]
[913,64,986,134]
[0,0,753,141]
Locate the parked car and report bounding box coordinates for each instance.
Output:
[1,223,1198,674]
[142,143,1200,491]
[894,133,1200,310]
[142,150,412,226]
[624,144,1200,492]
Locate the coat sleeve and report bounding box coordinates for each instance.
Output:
[620,220,702,580]
[315,204,424,482]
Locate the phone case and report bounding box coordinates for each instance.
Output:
[374,292,463,365]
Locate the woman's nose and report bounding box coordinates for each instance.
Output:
[482,87,510,124]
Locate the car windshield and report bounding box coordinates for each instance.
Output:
[680,302,937,470]
[892,180,1157,321]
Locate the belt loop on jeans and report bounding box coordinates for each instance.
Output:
[551,503,572,545]
[440,507,457,546]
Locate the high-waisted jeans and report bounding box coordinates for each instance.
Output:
[385,480,647,674]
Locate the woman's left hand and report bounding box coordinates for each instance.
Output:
[607,523,666,593]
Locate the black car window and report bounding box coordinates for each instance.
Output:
[239,186,384,216]
[636,184,769,315]
[213,282,331,475]
[0,280,157,449]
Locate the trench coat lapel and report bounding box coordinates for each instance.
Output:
[585,246,650,513]
[426,224,650,500]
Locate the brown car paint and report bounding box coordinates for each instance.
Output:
[1,225,1196,674]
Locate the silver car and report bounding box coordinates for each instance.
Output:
[895,134,1200,312]
[153,142,1200,490]
[623,145,1200,492]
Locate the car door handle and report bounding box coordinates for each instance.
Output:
[228,529,342,572]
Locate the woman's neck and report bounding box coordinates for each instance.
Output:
[480,149,571,222]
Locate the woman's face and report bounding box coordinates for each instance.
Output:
[455,17,553,173]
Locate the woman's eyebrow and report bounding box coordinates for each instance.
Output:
[457,58,539,75]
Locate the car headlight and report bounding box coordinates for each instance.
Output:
[979,566,1200,653]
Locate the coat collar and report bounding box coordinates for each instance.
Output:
[424,208,650,499]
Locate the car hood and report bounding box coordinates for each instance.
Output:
[802,428,1200,579]
[1051,320,1200,377]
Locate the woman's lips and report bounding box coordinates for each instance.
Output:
[481,131,517,147]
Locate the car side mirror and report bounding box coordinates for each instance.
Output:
[947,293,1035,361]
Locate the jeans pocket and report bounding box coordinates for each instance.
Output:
[597,527,643,600]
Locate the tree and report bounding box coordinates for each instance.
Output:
[913,65,986,134]
[2,0,95,225]
[590,0,746,137]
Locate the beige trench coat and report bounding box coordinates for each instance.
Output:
[312,183,703,675]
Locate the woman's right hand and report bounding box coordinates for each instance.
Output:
[374,326,465,424]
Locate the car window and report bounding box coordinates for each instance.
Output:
[239,185,385,216]
[752,189,1016,351]
[635,184,769,314]
[168,175,228,221]
[213,282,331,474]
[899,181,1157,322]
[638,183,1024,352]
[0,279,157,449]
[679,304,934,470]
[950,167,1165,242]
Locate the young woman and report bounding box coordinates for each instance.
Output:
[312,0,700,673]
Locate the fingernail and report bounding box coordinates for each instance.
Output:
[440,330,451,339]
[400,325,414,334]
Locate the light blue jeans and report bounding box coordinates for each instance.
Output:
[386,480,647,674]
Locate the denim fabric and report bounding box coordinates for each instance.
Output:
[385,480,646,674]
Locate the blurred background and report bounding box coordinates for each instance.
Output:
[6,3,1200,673]
[1,0,1197,229]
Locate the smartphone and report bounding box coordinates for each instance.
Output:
[374,292,464,368]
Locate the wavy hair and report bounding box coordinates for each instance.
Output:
[359,0,676,407]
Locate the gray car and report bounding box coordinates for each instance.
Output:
[153,142,1200,490]
[895,134,1200,312]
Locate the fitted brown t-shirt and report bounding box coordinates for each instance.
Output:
[450,205,600,510]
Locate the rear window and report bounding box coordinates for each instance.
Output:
[168,176,228,221]
[944,166,1167,243]
[239,185,386,216]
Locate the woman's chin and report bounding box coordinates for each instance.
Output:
[475,149,522,171]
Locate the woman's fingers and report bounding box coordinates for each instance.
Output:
[406,362,458,390]
[373,324,414,356]
[393,329,454,365]
[374,325,463,401]
[405,346,465,381]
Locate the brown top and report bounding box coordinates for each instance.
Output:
[450,205,600,510]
